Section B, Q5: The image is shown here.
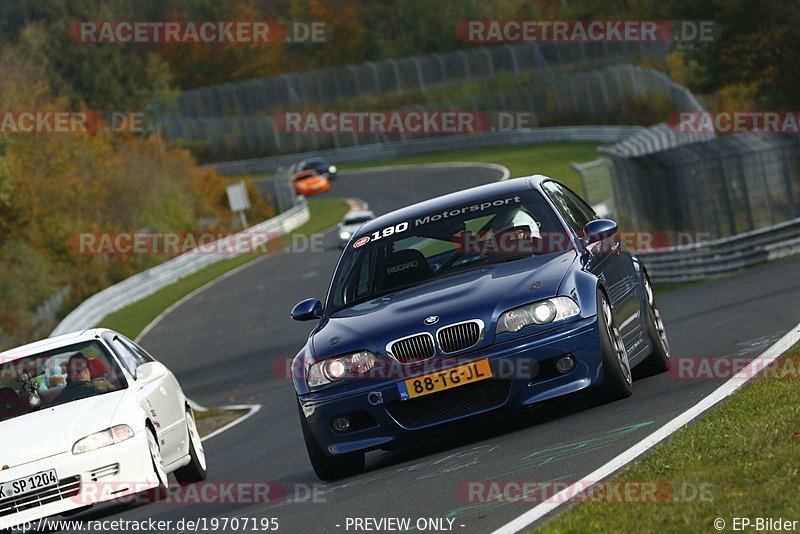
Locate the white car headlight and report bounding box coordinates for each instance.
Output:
[72,425,134,454]
[307,351,378,387]
[339,231,352,240]
[328,165,337,174]
[497,297,581,334]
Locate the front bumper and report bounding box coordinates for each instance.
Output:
[0,430,157,529]
[298,316,603,456]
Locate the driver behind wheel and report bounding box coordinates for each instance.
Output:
[50,353,97,405]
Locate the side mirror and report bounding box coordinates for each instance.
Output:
[291,298,323,321]
[136,361,167,385]
[583,219,618,245]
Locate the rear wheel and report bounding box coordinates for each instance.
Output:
[642,275,671,373]
[593,291,633,402]
[298,401,364,481]
[175,408,208,485]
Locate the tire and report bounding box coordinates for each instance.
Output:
[175,408,208,485]
[641,274,671,373]
[593,290,633,403]
[298,401,364,481]
[144,427,168,501]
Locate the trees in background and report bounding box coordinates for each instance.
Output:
[1,0,795,109]
[0,45,271,345]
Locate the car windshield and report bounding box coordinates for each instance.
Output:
[302,159,328,172]
[0,340,127,423]
[329,190,569,311]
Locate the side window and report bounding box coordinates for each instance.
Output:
[120,336,155,364]
[106,336,148,377]
[543,182,594,236]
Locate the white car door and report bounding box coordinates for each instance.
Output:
[106,335,185,466]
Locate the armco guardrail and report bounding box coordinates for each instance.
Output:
[50,200,309,337]
[210,126,644,175]
[637,217,800,284]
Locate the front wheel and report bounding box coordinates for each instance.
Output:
[146,427,168,494]
[175,408,208,485]
[298,401,364,481]
[593,291,633,403]
[642,275,671,373]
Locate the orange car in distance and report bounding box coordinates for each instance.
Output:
[293,169,330,196]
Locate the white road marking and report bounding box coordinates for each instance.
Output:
[491,320,800,534]
[195,403,263,442]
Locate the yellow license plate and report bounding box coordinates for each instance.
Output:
[398,359,492,400]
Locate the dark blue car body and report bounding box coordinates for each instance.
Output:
[292,176,663,465]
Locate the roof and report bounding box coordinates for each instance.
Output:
[0,329,111,363]
[356,175,545,236]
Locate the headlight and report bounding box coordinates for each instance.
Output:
[72,425,134,454]
[328,165,337,174]
[339,231,352,240]
[497,297,580,334]
[307,351,378,387]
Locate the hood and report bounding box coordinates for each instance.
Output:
[313,251,576,360]
[0,390,127,470]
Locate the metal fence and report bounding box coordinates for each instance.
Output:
[158,63,695,162]
[607,134,800,243]
[637,216,800,284]
[156,41,668,119]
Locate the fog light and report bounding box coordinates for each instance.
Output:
[555,355,576,374]
[332,417,351,433]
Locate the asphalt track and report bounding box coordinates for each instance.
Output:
[73,165,800,533]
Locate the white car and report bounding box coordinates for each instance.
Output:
[337,210,376,247]
[0,329,206,530]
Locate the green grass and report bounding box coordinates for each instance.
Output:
[246,143,600,193]
[339,142,600,191]
[536,346,800,533]
[99,198,349,339]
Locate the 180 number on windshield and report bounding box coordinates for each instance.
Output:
[354,222,409,248]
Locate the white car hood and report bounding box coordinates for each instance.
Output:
[0,389,127,468]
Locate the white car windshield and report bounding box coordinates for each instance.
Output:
[0,341,127,422]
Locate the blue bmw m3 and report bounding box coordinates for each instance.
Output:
[290,175,671,480]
